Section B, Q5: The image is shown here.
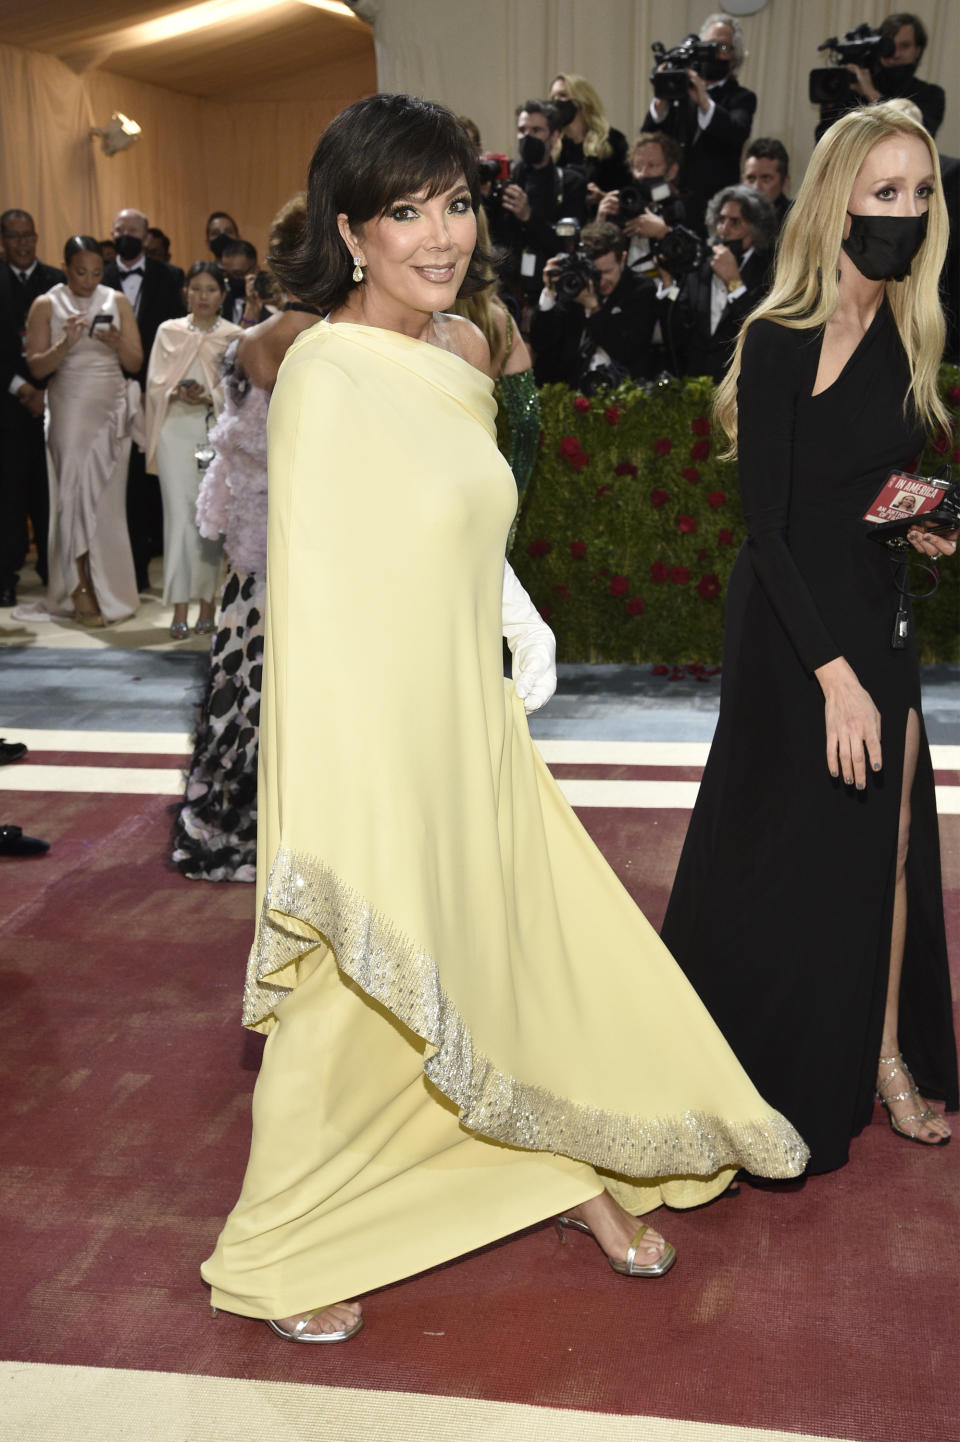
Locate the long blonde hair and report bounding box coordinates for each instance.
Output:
[551,73,612,161]
[714,103,949,452]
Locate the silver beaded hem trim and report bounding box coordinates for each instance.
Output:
[243,844,810,1180]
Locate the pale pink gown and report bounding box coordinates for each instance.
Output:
[45,283,140,622]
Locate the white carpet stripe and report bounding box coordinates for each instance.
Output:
[1,1361,858,1442]
[10,730,959,770]
[3,762,958,815]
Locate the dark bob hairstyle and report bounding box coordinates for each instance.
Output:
[184,259,227,292]
[64,235,103,264]
[272,94,488,311]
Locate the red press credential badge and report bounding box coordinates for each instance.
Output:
[863,470,944,524]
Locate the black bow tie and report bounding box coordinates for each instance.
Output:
[122,267,145,278]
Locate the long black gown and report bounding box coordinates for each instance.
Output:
[661,305,959,1173]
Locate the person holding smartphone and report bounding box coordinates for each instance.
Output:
[25,235,142,626]
[145,262,242,638]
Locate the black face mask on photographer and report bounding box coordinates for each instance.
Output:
[842,209,928,282]
[518,134,548,167]
[875,62,917,97]
[114,233,144,262]
[722,237,745,263]
[226,275,248,299]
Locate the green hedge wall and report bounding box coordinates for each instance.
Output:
[505,366,960,665]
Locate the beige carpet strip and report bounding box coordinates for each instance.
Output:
[2,1362,856,1442]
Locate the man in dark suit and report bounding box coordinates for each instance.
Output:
[102,207,185,591]
[657,184,775,382]
[218,240,271,328]
[0,209,63,605]
[643,14,756,237]
[531,221,657,388]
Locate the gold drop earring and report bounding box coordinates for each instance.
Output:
[352,256,365,283]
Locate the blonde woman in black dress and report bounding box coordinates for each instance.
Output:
[663,104,958,1175]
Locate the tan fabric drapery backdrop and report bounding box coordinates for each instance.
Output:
[0,41,375,273]
[368,0,959,187]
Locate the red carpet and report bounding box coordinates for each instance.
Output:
[1,779,957,1440]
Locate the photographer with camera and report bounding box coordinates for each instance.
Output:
[656,183,774,381]
[530,220,656,389]
[813,15,944,141]
[742,138,791,233]
[643,13,756,237]
[489,100,587,315]
[598,132,692,280]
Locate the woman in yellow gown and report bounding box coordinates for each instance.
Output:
[201,95,808,1343]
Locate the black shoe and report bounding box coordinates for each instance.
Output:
[0,739,28,765]
[0,583,16,607]
[0,824,49,856]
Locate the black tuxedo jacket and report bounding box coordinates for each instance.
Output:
[531,268,657,385]
[643,75,757,232]
[0,260,64,427]
[103,256,185,387]
[663,247,771,382]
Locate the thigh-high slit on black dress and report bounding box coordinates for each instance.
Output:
[661,306,958,1174]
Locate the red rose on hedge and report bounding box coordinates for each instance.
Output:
[677,514,698,533]
[538,605,552,620]
[932,433,951,454]
[554,583,570,600]
[650,488,669,507]
[650,560,669,582]
[614,460,638,477]
[696,548,709,565]
[691,416,711,435]
[682,467,700,484]
[559,435,590,470]
[654,437,672,456]
[697,573,721,600]
[625,596,645,616]
[527,538,552,558]
[707,490,726,509]
[573,396,591,413]
[596,483,612,499]
[690,438,711,461]
[671,566,690,585]
[948,384,960,405]
[652,664,669,676]
[718,529,734,546]
[605,406,621,426]
[609,574,629,596]
[569,539,587,558]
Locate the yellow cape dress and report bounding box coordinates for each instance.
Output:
[201,321,807,1319]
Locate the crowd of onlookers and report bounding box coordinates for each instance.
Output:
[0,205,278,618]
[0,9,957,622]
[466,9,956,393]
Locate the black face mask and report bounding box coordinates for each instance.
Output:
[875,62,917,97]
[723,237,745,262]
[842,210,928,282]
[114,233,143,262]
[518,134,547,167]
[226,276,246,298]
[209,232,233,260]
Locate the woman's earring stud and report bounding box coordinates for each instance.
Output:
[352,256,364,283]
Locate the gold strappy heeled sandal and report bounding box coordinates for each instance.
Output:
[555,1214,677,1277]
[876,1052,950,1147]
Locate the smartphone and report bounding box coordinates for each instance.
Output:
[89,313,112,336]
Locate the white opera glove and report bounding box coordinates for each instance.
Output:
[502,560,557,714]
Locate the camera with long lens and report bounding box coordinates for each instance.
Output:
[617,178,685,228]
[548,221,600,303]
[651,225,706,280]
[809,23,895,106]
[650,35,729,101]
